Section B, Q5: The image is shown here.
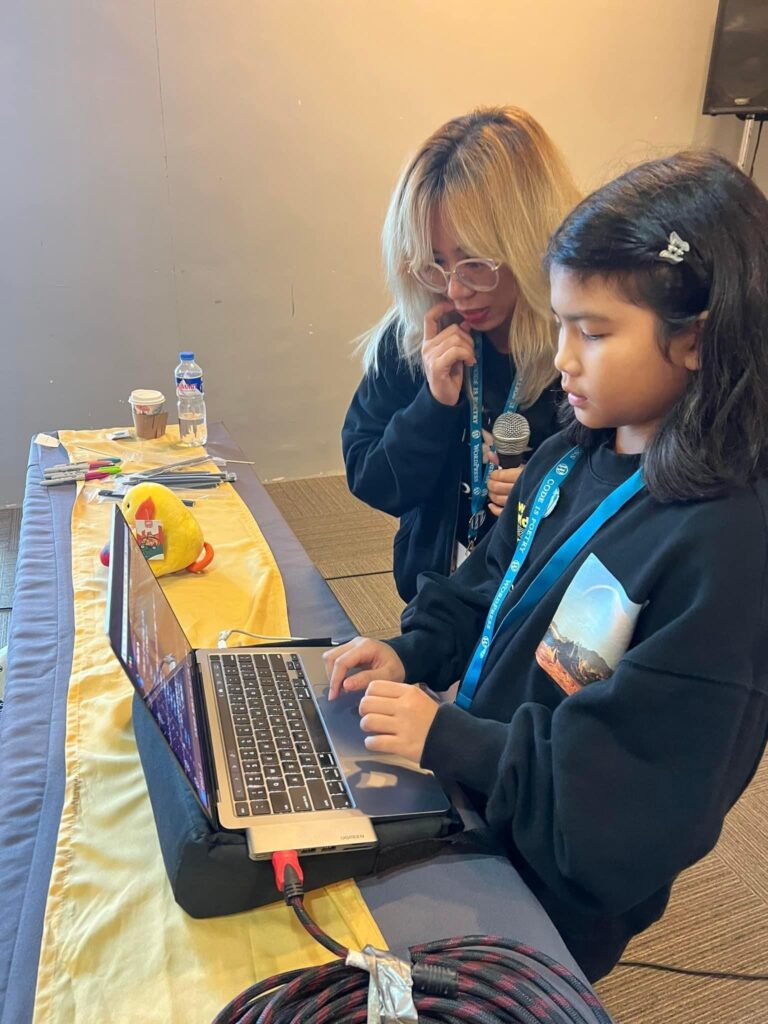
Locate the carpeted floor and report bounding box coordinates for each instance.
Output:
[265,475,768,1024]
[1,482,766,1021]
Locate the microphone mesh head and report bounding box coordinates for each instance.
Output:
[492,412,531,456]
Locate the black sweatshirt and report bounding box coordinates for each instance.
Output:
[387,431,768,980]
[342,326,560,600]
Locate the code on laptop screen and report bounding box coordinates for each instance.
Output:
[108,509,212,815]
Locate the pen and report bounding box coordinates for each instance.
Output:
[45,469,122,484]
[46,459,121,475]
[40,470,122,486]
[45,466,122,480]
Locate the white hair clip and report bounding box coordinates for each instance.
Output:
[658,231,690,264]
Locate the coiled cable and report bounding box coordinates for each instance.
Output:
[212,854,613,1024]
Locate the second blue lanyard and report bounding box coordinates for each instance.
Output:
[456,448,645,709]
[468,333,520,549]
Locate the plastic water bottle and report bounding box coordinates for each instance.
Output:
[174,351,208,446]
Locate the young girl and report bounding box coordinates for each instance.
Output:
[325,151,768,980]
[343,106,579,600]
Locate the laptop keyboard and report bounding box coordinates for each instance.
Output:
[209,652,353,819]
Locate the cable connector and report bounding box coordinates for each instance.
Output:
[411,961,459,999]
[272,851,304,901]
[217,628,311,648]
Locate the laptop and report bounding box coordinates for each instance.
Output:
[105,505,450,860]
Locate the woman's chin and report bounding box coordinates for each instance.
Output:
[483,314,513,349]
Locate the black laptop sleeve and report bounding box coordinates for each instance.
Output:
[132,692,463,918]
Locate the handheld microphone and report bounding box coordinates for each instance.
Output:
[492,412,531,469]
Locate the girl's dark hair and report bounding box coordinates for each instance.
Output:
[545,150,768,502]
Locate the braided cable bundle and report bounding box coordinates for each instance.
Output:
[212,932,613,1024]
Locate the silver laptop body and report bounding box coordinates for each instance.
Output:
[106,506,449,861]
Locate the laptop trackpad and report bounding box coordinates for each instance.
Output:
[313,685,451,819]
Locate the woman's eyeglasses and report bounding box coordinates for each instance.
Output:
[409,258,500,294]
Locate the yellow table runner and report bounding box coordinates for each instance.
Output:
[33,427,385,1024]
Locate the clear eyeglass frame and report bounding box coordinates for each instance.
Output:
[409,258,501,294]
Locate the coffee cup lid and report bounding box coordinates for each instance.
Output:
[129,389,165,406]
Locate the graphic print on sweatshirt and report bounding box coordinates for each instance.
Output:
[536,553,643,695]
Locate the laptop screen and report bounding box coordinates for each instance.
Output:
[106,507,213,816]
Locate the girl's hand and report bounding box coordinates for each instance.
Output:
[323,637,405,700]
[487,465,524,517]
[421,301,476,407]
[358,680,439,764]
[482,428,499,466]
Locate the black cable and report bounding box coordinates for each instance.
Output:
[618,958,768,982]
[214,850,768,1024]
[210,851,614,1022]
[213,933,615,1024]
[286,896,348,958]
[213,856,614,1024]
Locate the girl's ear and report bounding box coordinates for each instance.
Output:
[673,312,707,372]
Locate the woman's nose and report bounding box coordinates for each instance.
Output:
[447,272,473,300]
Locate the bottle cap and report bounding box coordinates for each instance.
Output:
[179,351,195,361]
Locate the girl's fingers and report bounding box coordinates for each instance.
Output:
[364,733,400,753]
[365,679,409,697]
[328,663,377,699]
[360,712,398,735]
[358,693,398,717]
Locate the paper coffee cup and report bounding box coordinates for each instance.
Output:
[129,389,165,414]
[129,389,167,439]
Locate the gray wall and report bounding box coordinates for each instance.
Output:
[1,0,763,504]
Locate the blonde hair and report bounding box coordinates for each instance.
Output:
[359,106,580,407]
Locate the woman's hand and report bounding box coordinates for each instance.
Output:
[323,637,406,700]
[358,681,439,764]
[421,301,476,407]
[487,464,524,517]
[481,428,499,466]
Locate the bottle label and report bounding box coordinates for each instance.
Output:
[175,375,203,394]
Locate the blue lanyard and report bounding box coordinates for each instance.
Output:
[456,449,645,710]
[468,333,520,548]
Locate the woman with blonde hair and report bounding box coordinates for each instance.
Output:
[343,106,579,600]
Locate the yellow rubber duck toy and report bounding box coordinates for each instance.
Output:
[120,482,214,577]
